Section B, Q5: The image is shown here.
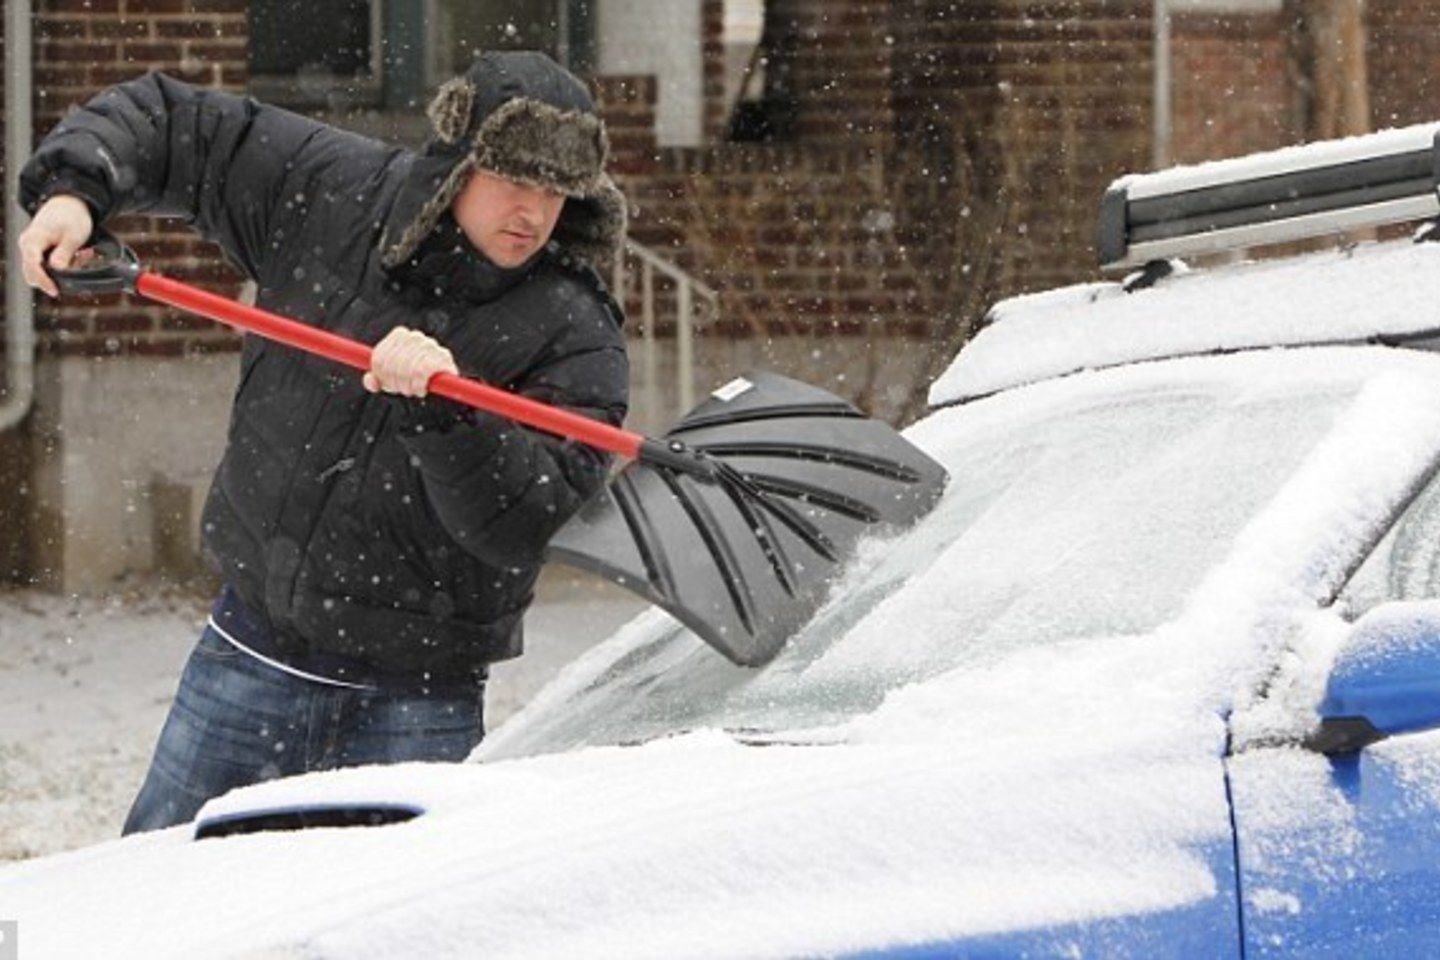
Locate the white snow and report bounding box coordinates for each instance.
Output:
[1117,122,1440,201]
[929,239,1440,406]
[1247,888,1302,916]
[1225,746,1363,885]
[1115,121,1440,200]
[0,735,1224,960]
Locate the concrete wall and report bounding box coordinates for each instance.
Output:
[27,355,235,591]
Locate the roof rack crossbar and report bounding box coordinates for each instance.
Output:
[1132,178,1436,244]
[1098,124,1440,272]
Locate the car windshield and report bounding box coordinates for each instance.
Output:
[483,361,1362,759]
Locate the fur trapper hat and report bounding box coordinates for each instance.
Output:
[381,50,627,271]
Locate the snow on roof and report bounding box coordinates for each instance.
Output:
[1116,121,1440,200]
[929,239,1440,407]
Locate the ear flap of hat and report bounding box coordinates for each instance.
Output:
[552,174,628,268]
[427,77,476,145]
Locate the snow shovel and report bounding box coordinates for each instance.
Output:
[51,240,948,666]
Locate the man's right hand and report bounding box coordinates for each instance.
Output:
[18,195,94,298]
[364,327,460,398]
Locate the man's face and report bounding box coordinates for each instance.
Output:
[452,169,566,268]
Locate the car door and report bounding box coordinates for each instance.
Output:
[1229,463,1440,957]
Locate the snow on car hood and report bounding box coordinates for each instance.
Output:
[1,724,1231,960]
[929,239,1440,406]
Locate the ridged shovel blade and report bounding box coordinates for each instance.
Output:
[546,371,949,666]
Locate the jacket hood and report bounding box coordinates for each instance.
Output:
[380,50,627,272]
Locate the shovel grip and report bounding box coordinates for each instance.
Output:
[132,272,645,460]
[46,233,142,295]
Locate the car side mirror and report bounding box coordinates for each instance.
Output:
[1307,601,1440,755]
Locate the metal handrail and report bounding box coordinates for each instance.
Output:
[611,239,720,421]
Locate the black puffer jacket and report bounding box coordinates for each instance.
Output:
[21,62,629,686]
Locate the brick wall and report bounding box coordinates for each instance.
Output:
[700,0,727,144]
[625,144,928,337]
[28,0,249,360]
[762,0,895,143]
[1368,0,1440,129]
[1171,11,1292,164]
[601,0,1153,368]
[610,0,1440,366]
[599,74,916,338]
[1171,0,1440,165]
[596,74,660,176]
[885,0,1153,292]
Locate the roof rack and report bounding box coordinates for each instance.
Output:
[1098,122,1440,272]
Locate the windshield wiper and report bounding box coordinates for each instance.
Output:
[617,726,849,749]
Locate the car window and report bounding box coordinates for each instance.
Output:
[487,376,1360,759]
[1340,464,1440,617]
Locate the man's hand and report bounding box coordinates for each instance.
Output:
[363,327,459,397]
[17,195,94,298]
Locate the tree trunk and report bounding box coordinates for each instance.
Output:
[1285,0,1371,140]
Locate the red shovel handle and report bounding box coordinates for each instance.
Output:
[133,272,646,461]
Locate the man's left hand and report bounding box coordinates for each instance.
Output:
[363,327,459,397]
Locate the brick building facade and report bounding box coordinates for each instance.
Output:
[1169,0,1440,166]
[20,0,252,359]
[607,0,1154,423]
[1,0,252,588]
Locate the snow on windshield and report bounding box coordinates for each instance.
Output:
[930,240,1440,406]
[484,348,1440,760]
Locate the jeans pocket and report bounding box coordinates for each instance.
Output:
[335,686,486,767]
[193,625,243,660]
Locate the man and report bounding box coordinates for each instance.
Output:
[16,51,630,833]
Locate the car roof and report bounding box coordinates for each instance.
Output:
[935,117,1440,409]
[930,237,1440,407]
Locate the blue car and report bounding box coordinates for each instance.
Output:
[7,126,1440,959]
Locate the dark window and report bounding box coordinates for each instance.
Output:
[430,1,592,80]
[248,0,381,108]
[246,1,592,113]
[250,0,374,78]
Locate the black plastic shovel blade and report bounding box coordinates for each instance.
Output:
[546,372,949,666]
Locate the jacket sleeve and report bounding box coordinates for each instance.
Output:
[398,302,630,567]
[19,71,324,281]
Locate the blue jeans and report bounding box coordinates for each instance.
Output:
[123,626,486,835]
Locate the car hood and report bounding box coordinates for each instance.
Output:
[0,683,1238,960]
